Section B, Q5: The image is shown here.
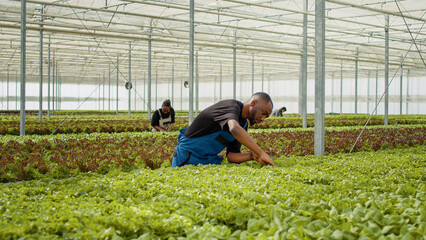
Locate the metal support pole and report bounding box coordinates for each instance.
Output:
[148,22,152,119]
[239,76,242,98]
[116,53,119,115]
[399,56,403,115]
[103,71,105,111]
[58,69,61,110]
[367,70,370,113]
[406,69,409,114]
[195,51,199,115]
[331,73,334,113]
[98,76,100,110]
[261,66,264,92]
[155,68,158,109]
[233,34,237,100]
[143,72,146,111]
[52,53,55,114]
[56,62,59,111]
[39,15,43,121]
[355,48,358,115]
[180,74,183,110]
[108,65,111,111]
[314,0,325,156]
[340,63,343,114]
[78,83,80,106]
[128,43,131,117]
[134,79,136,111]
[375,68,378,115]
[172,59,174,105]
[251,54,254,93]
[15,71,18,110]
[189,0,195,124]
[220,62,222,100]
[20,0,26,135]
[47,35,50,117]
[214,76,216,102]
[7,66,9,110]
[300,0,308,127]
[384,14,389,125]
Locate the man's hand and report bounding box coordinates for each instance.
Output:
[253,152,275,166]
[228,119,275,167]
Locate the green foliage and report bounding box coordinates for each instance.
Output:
[0,145,424,239]
[1,113,425,135]
[0,125,425,182]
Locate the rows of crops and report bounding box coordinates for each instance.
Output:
[1,113,425,135]
[1,145,424,239]
[1,125,424,182]
[0,112,425,239]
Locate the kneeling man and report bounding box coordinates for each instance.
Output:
[172,92,275,167]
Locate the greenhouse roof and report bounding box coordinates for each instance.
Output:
[0,0,425,86]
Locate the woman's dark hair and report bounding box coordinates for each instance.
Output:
[162,99,171,107]
[162,99,174,115]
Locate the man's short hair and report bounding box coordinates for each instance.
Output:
[252,92,273,109]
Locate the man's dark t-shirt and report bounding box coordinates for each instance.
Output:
[183,99,248,154]
[151,108,175,127]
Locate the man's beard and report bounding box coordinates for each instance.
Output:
[249,117,255,125]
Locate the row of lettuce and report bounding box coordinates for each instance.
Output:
[1,124,424,183]
[1,113,425,135]
[0,145,424,239]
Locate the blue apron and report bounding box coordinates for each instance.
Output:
[172,121,248,167]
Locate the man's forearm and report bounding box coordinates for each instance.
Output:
[227,152,252,163]
[229,122,264,156]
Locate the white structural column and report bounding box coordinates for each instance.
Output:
[103,72,105,111]
[172,59,174,105]
[384,14,389,125]
[39,10,43,121]
[399,56,403,115]
[195,51,199,115]
[20,0,26,135]
[314,0,325,156]
[148,21,152,119]
[188,0,194,124]
[355,48,358,114]
[180,74,183,109]
[375,68,378,115]
[108,65,111,111]
[128,43,131,117]
[340,63,343,114]
[299,0,308,128]
[367,70,370,113]
[98,76,100,110]
[7,66,9,110]
[251,54,254,93]
[15,72,18,110]
[331,73,334,113]
[143,73,146,111]
[47,36,50,117]
[233,31,237,99]
[220,62,222,100]
[52,52,55,114]
[406,69,409,114]
[261,66,264,92]
[116,53,119,115]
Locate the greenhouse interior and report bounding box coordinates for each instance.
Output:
[0,0,425,239]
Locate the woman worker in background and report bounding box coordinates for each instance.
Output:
[151,99,175,132]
